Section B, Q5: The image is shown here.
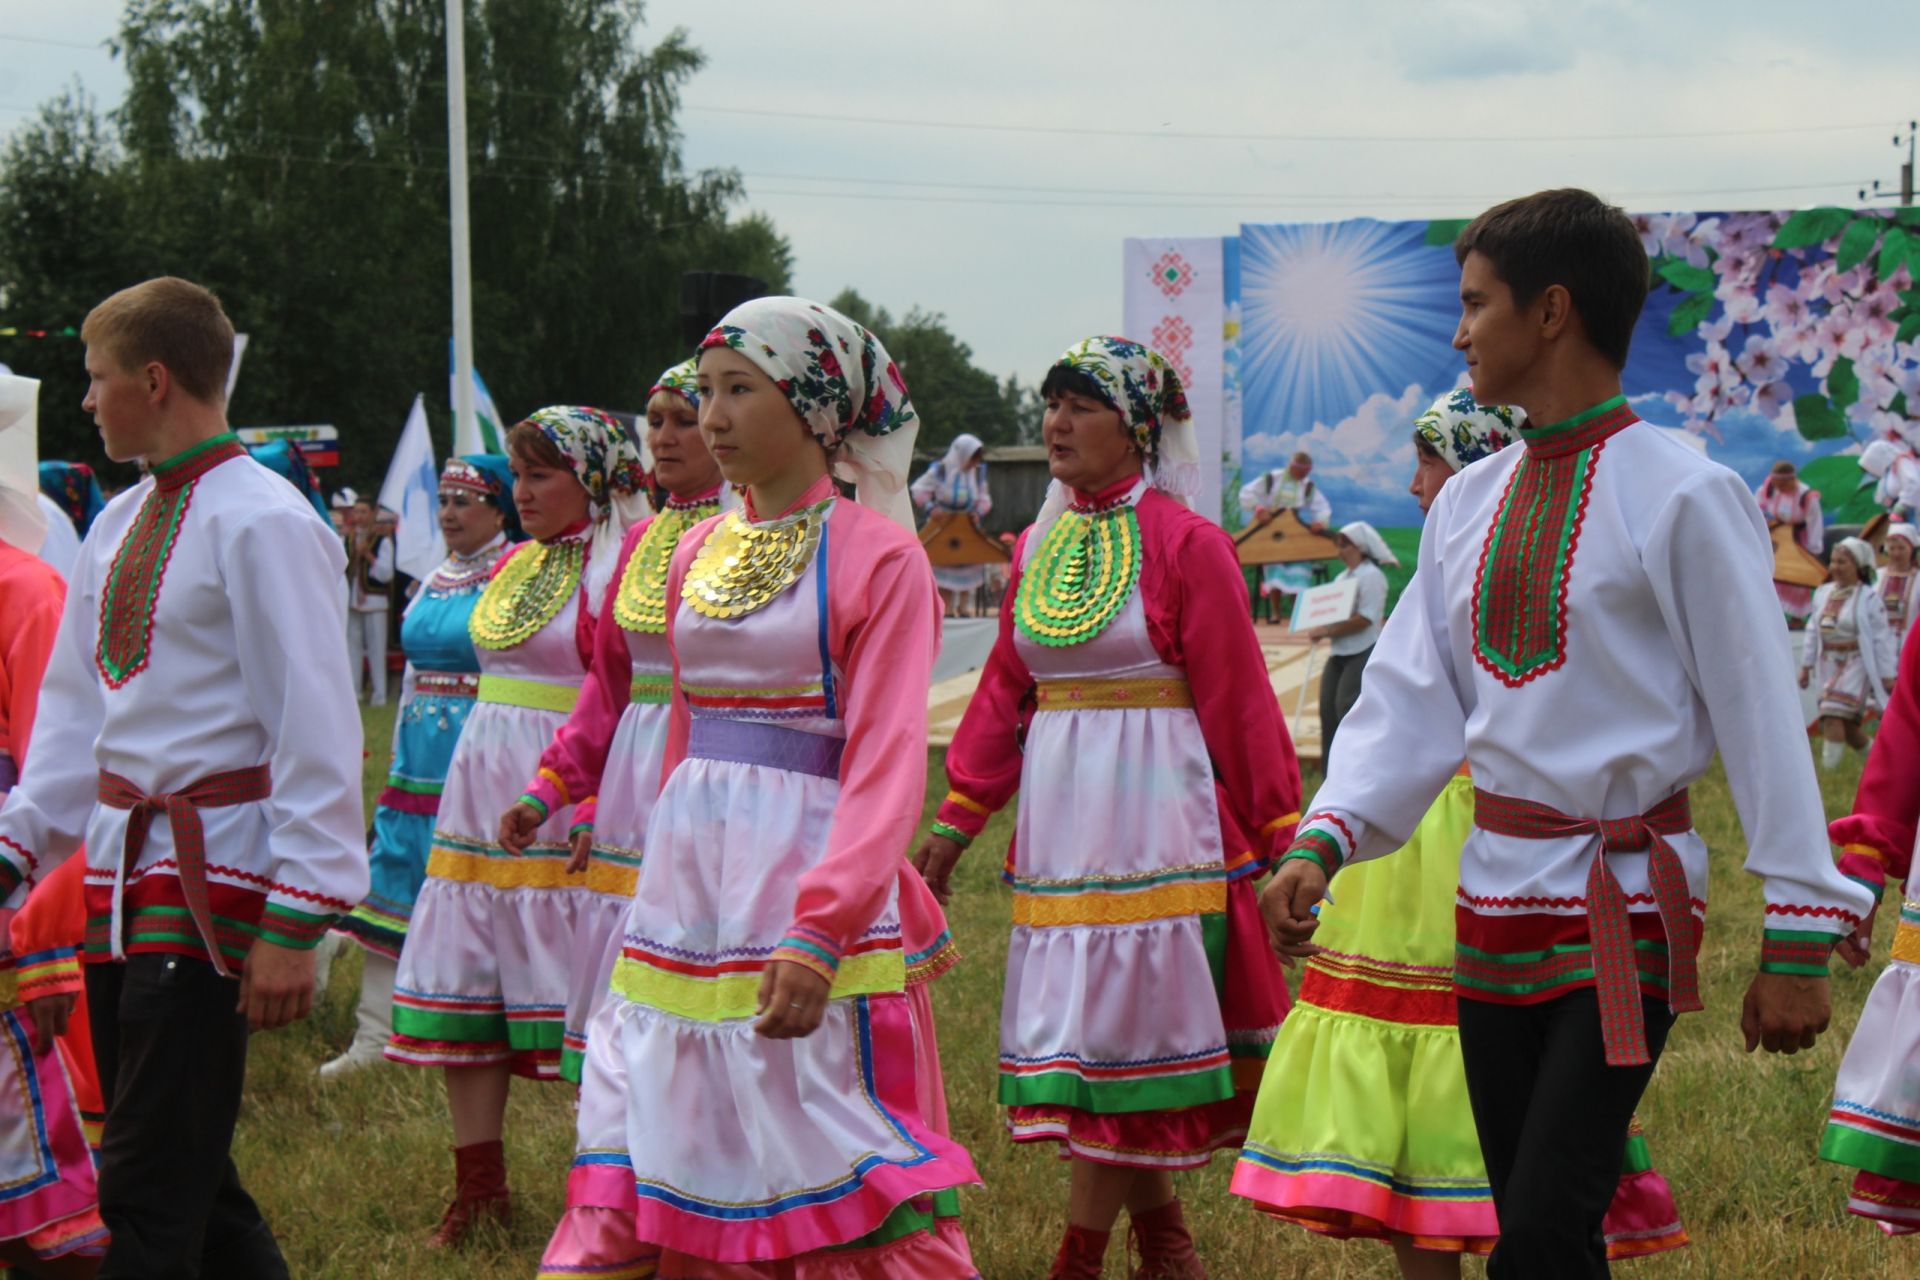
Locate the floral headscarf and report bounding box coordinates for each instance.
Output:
[1052,337,1191,457]
[519,405,647,512]
[1036,336,1199,522]
[442,453,522,542]
[649,357,701,409]
[699,296,919,528]
[1413,388,1521,474]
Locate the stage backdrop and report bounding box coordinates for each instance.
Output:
[1129,208,1920,538]
[1123,237,1228,523]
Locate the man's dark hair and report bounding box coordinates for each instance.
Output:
[1454,188,1648,370]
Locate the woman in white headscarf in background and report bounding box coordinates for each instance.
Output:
[911,431,992,616]
[1800,536,1899,767]
[1305,521,1396,757]
[1880,524,1918,652]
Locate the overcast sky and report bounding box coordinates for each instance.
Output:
[3,0,1915,383]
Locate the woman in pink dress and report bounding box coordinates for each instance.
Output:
[915,336,1300,1279]
[576,297,979,1278]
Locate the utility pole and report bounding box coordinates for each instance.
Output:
[446,0,477,451]
[1859,120,1916,206]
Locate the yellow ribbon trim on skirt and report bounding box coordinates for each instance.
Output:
[610,950,905,1022]
[1011,879,1225,928]
[427,847,635,897]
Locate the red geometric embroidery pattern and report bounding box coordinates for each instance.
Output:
[96,434,246,688]
[1149,251,1194,298]
[1470,403,1638,688]
[1150,314,1195,385]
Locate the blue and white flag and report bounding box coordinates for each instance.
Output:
[378,394,445,580]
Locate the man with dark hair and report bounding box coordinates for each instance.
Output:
[0,277,366,1277]
[1261,190,1872,1277]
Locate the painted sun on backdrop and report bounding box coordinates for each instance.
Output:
[1238,218,1463,456]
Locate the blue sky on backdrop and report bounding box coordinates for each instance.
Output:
[3,0,1916,526]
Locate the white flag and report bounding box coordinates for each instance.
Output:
[224,333,250,406]
[378,394,446,581]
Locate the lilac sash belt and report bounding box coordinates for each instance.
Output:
[0,751,14,793]
[687,718,845,779]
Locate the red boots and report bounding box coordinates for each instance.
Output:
[1128,1199,1207,1279]
[1046,1224,1111,1279]
[427,1140,513,1247]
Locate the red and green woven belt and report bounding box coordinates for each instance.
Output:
[97,764,273,978]
[1472,786,1700,1066]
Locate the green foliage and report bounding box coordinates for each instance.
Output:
[1826,356,1861,413]
[1667,290,1715,337]
[1802,453,1880,525]
[1792,393,1850,440]
[1772,207,1852,250]
[1878,226,1911,281]
[828,287,1027,453]
[1834,217,1882,273]
[0,0,793,492]
[1656,259,1716,293]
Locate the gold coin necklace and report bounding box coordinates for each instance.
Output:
[469,535,587,650]
[614,496,722,633]
[682,497,832,621]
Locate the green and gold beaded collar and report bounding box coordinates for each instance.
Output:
[96,432,248,688]
[469,530,589,650]
[682,496,832,621]
[1014,482,1144,647]
[614,490,724,634]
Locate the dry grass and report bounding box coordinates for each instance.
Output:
[231,708,1904,1277]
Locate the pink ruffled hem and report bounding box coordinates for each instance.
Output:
[650,1221,975,1279]
[1228,1161,1498,1245]
[543,1181,978,1279]
[629,996,978,1262]
[539,1204,655,1279]
[1848,1170,1920,1236]
[1601,1168,1690,1258]
[1229,1163,1687,1258]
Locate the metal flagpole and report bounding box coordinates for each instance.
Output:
[446,0,476,453]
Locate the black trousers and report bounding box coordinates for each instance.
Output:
[86,954,288,1280]
[1318,646,1372,759]
[1457,988,1675,1280]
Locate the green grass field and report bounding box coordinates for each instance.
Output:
[233,702,1908,1277]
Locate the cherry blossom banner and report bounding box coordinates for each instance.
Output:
[1226,207,1920,533]
[1122,236,1226,523]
